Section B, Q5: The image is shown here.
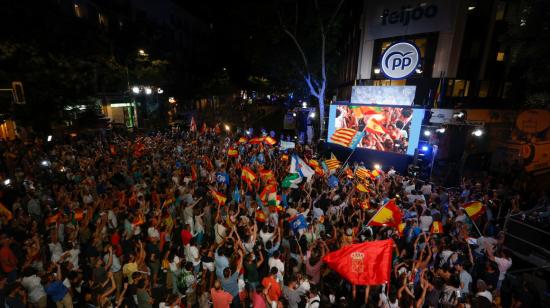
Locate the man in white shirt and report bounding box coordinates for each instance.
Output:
[486,245,512,290]
[103,244,122,297]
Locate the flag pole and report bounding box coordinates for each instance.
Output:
[464,210,483,237]
[364,200,388,227]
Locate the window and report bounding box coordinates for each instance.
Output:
[98,13,109,29]
[74,4,82,18]
[451,80,470,97]
[478,81,490,98]
[496,52,505,62]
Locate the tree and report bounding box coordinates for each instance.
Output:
[278,0,345,137]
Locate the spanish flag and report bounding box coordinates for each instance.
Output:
[241,167,257,185]
[368,199,402,228]
[46,213,60,225]
[238,137,248,144]
[256,209,266,222]
[210,189,227,206]
[462,201,485,220]
[281,154,289,161]
[366,117,387,135]
[228,147,238,157]
[430,221,444,234]
[360,199,370,210]
[259,169,274,181]
[249,137,264,144]
[264,136,277,146]
[259,184,277,202]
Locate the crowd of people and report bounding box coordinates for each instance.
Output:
[0,126,545,308]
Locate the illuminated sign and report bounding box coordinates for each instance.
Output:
[380,41,420,80]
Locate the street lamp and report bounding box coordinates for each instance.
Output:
[224,124,230,131]
[374,164,381,170]
[132,86,140,94]
[472,128,483,137]
[157,88,164,94]
[302,102,307,108]
[144,87,152,95]
[138,49,147,56]
[424,130,432,137]
[309,112,316,118]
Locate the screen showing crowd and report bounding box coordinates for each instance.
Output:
[333,105,414,154]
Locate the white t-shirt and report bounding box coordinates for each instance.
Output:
[147,227,160,240]
[185,245,201,266]
[268,257,285,276]
[419,215,433,232]
[48,242,63,262]
[21,275,46,303]
[477,290,493,303]
[259,230,274,244]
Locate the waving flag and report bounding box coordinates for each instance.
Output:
[241,167,257,185]
[461,201,485,220]
[249,137,264,144]
[282,173,302,188]
[288,214,308,234]
[202,155,214,171]
[322,239,393,285]
[430,221,444,234]
[356,183,370,193]
[264,136,277,146]
[281,154,289,161]
[366,118,387,135]
[228,147,238,157]
[355,166,371,180]
[259,184,277,202]
[259,169,274,181]
[290,155,315,181]
[238,137,248,144]
[330,128,365,149]
[256,209,266,222]
[397,222,406,237]
[368,199,402,228]
[324,154,341,172]
[210,189,227,206]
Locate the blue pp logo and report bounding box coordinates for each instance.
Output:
[380,42,420,80]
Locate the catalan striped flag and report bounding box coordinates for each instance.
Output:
[461,201,485,220]
[210,189,227,206]
[264,136,277,146]
[355,166,371,180]
[430,221,444,234]
[228,147,238,157]
[368,199,402,228]
[241,167,257,185]
[366,117,387,135]
[324,154,341,171]
[329,128,365,149]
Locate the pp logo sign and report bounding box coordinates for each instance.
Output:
[380,41,420,80]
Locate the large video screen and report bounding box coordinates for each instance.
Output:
[328,104,424,155]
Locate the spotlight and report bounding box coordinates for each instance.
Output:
[292,112,297,117]
[3,179,10,186]
[374,164,381,170]
[157,88,164,94]
[472,129,483,137]
[144,87,152,95]
[41,160,50,167]
[415,68,423,74]
[224,124,230,131]
[436,128,446,134]
[302,102,307,108]
[309,112,316,118]
[132,86,140,94]
[374,68,381,74]
[453,111,465,119]
[47,135,52,142]
[421,146,429,151]
[245,130,251,135]
[424,130,432,137]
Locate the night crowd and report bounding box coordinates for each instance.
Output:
[0,126,546,308]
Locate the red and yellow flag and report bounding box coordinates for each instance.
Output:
[259,184,277,202]
[191,165,198,181]
[430,221,444,234]
[228,147,238,157]
[202,155,214,171]
[46,213,60,225]
[210,189,227,206]
[256,209,266,222]
[356,183,370,193]
[397,222,406,237]
[366,117,387,135]
[241,167,257,185]
[462,201,485,220]
[259,169,274,181]
[249,137,264,144]
[368,199,402,228]
[281,154,289,161]
[264,136,277,146]
[238,137,248,144]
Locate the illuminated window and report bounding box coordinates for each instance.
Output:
[74,4,82,18]
[451,80,470,97]
[478,81,490,98]
[98,13,109,28]
[496,52,505,62]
